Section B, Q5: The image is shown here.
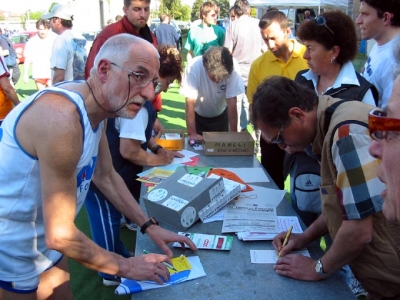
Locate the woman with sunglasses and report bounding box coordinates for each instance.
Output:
[84,45,187,287]
[295,11,378,105]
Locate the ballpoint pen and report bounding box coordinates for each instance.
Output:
[143,249,178,271]
[278,225,293,258]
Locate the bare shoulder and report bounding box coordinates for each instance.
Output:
[16,91,84,166]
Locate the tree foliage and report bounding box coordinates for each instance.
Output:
[191,0,204,21]
[214,0,230,19]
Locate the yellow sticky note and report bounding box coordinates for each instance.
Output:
[169,255,192,274]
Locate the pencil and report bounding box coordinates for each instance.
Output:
[278,225,293,258]
[142,249,178,271]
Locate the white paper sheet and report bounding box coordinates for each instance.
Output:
[221,167,270,183]
[237,216,303,241]
[250,249,310,264]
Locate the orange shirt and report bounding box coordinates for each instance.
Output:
[0,58,13,120]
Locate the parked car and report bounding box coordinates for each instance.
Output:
[10,31,37,64]
[150,18,182,51]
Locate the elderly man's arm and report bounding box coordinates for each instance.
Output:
[0,76,19,106]
[93,128,197,256]
[226,96,238,132]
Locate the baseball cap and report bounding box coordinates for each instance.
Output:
[42,4,73,21]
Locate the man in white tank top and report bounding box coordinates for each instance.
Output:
[0,33,196,299]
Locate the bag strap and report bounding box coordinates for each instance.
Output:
[323,100,349,134]
[355,72,379,106]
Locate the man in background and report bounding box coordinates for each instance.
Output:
[180,46,244,142]
[224,0,265,132]
[356,0,400,109]
[42,4,87,84]
[247,10,308,189]
[154,13,180,48]
[0,28,20,86]
[23,19,57,90]
[185,1,225,62]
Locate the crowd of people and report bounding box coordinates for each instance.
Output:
[1,0,400,299]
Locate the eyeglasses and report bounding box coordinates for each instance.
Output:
[110,62,162,93]
[369,109,400,141]
[314,16,334,36]
[269,124,285,144]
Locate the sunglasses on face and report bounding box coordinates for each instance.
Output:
[314,15,334,36]
[368,109,400,141]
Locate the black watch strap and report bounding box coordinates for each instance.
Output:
[140,217,159,234]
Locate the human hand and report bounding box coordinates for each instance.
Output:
[187,133,203,144]
[173,151,184,158]
[274,254,325,281]
[123,253,171,284]
[146,225,197,257]
[23,75,29,84]
[156,148,175,165]
[272,232,304,257]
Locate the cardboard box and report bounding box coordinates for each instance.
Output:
[155,129,185,151]
[143,168,228,231]
[203,132,254,156]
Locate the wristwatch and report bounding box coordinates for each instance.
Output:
[140,217,159,234]
[315,259,329,277]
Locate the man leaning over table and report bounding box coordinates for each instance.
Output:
[252,76,400,299]
[0,34,196,300]
[180,46,244,143]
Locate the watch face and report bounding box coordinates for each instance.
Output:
[315,260,322,273]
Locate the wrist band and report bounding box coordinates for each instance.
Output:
[151,144,163,154]
[140,217,159,234]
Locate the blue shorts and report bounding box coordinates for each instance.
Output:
[0,255,63,294]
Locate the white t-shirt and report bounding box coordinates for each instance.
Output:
[50,29,86,81]
[360,35,400,109]
[24,32,57,79]
[180,56,245,117]
[115,106,148,143]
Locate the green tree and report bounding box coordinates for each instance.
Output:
[191,0,204,21]
[214,0,229,19]
[169,0,183,19]
[180,5,191,21]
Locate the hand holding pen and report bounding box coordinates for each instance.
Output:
[278,226,293,258]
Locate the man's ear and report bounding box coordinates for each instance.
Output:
[288,107,305,122]
[97,59,111,83]
[383,12,393,25]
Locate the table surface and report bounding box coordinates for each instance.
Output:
[133,150,355,299]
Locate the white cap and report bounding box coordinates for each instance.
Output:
[42,4,73,21]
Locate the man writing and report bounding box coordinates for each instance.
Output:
[0,34,195,299]
[252,76,400,299]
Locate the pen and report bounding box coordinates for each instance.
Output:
[142,250,178,271]
[278,225,293,258]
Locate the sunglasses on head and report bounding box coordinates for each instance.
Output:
[314,15,334,36]
[368,109,400,141]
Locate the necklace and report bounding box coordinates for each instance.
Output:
[85,80,127,113]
